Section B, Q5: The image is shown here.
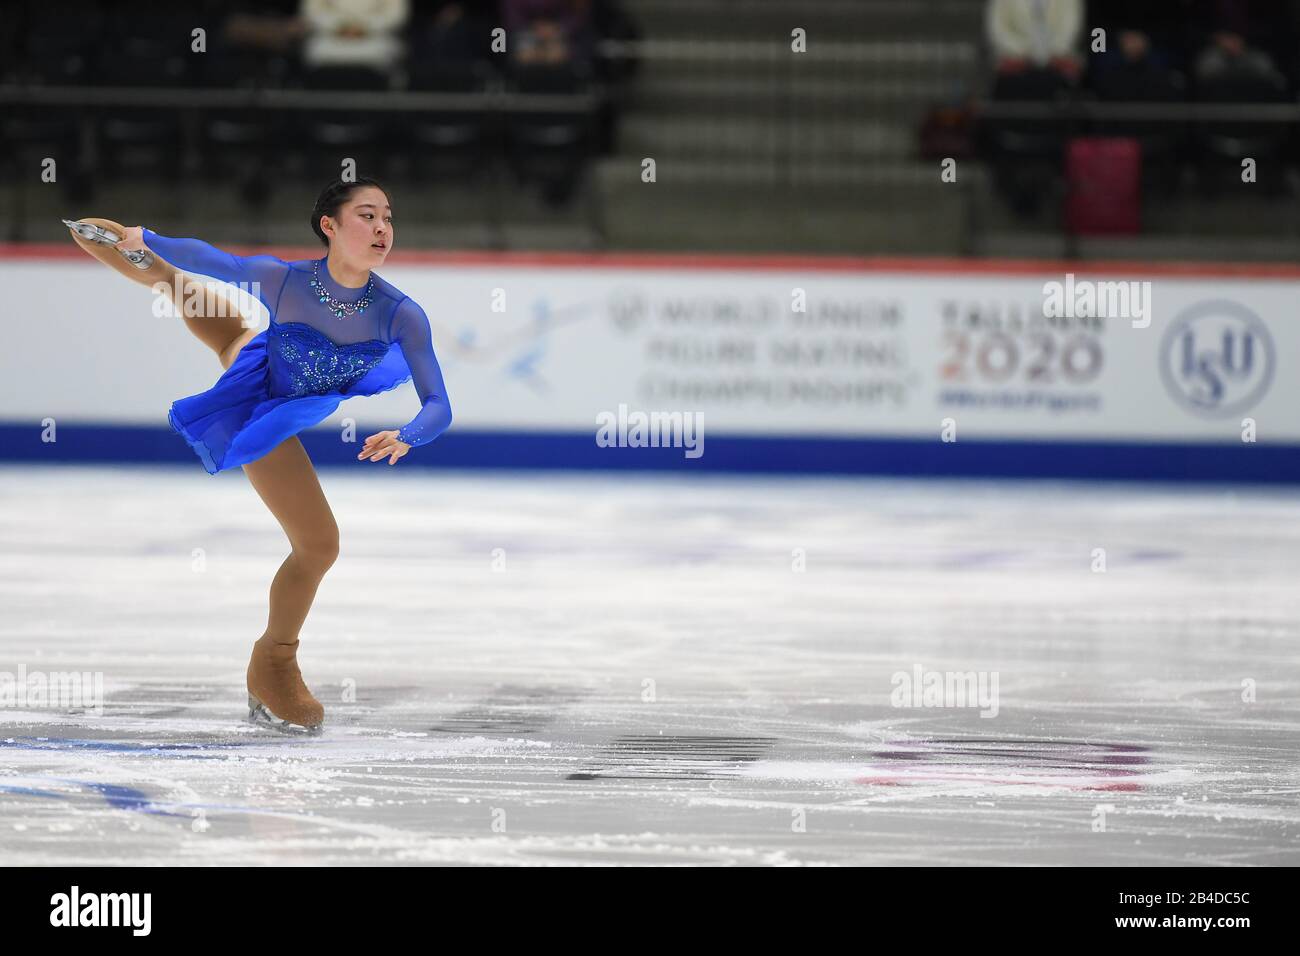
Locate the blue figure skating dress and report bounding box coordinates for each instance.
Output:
[140,229,453,475]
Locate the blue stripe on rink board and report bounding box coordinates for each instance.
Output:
[1,422,1298,482]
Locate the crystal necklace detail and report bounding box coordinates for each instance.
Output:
[311,258,375,319]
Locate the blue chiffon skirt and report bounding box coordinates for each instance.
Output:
[167,328,412,475]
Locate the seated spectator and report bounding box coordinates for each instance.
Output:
[982,0,1084,219]
[300,0,411,88]
[1195,30,1284,93]
[503,0,595,74]
[986,0,1084,85]
[1087,0,1188,101]
[408,0,495,88]
[1191,1,1290,99]
[1091,29,1184,101]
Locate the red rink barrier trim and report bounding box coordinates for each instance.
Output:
[6,243,1300,278]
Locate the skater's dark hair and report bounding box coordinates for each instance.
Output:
[310,176,391,246]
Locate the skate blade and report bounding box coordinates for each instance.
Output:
[62,219,153,269]
[62,219,119,244]
[247,693,323,736]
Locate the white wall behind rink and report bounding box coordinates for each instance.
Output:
[5,254,1296,444]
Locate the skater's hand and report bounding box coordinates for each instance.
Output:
[114,226,147,253]
[358,430,411,465]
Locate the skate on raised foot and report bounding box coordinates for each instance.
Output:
[246,636,324,735]
[61,218,155,270]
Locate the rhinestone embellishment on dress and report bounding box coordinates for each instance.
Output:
[271,322,389,397]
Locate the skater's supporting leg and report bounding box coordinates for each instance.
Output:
[241,436,340,646]
[240,435,335,728]
[70,217,253,364]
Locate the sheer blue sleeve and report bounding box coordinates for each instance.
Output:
[391,297,453,447]
[141,228,289,312]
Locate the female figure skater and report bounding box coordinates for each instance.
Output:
[68,177,453,734]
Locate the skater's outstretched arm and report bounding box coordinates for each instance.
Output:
[116,226,290,312]
[357,297,453,465]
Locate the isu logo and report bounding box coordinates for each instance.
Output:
[1159,301,1274,417]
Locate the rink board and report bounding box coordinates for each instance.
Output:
[2,246,1297,479]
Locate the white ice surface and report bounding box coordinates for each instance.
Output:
[1,465,1298,865]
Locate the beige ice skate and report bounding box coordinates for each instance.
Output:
[246,636,325,735]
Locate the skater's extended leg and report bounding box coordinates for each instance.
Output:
[69,217,254,364]
[240,436,337,729]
